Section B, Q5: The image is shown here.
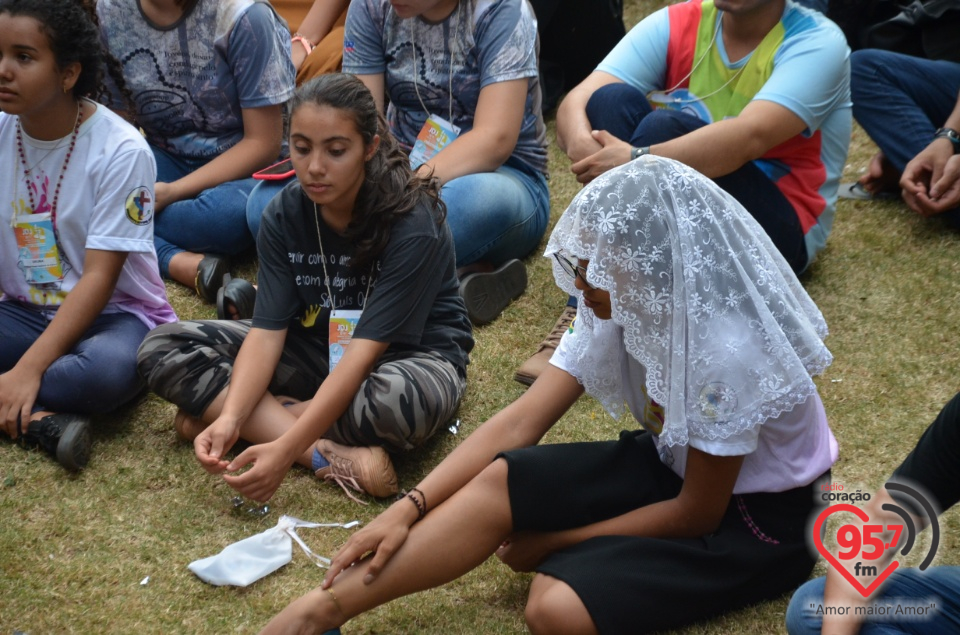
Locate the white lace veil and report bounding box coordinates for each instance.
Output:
[546,156,832,447]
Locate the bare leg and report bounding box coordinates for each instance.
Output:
[167,251,203,291]
[199,390,315,467]
[177,396,312,444]
[525,574,598,635]
[260,459,515,634]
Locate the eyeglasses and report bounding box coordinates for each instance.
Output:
[553,252,593,288]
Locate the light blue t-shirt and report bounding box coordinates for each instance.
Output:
[597,1,852,268]
[343,0,548,175]
[98,0,295,161]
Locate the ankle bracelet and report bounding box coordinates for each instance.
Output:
[326,587,344,616]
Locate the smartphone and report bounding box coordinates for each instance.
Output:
[253,158,295,180]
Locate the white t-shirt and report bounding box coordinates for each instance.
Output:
[1,103,176,329]
[551,320,838,494]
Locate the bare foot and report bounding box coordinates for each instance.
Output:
[173,408,208,442]
[258,587,343,635]
[858,152,901,194]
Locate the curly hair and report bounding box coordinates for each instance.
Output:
[290,73,447,269]
[0,0,135,115]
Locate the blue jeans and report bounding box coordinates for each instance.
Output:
[246,177,291,239]
[851,50,960,175]
[585,83,808,273]
[441,160,550,268]
[152,146,256,277]
[246,166,549,268]
[786,568,960,634]
[0,301,148,416]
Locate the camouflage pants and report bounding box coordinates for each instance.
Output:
[136,320,466,451]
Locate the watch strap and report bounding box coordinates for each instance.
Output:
[934,128,960,154]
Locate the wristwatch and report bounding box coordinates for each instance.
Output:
[630,146,651,161]
[934,128,960,154]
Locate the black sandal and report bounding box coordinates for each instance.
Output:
[195,254,230,304]
[216,274,256,320]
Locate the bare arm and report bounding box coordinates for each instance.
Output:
[155,104,284,211]
[322,364,585,586]
[291,0,350,69]
[0,249,127,438]
[418,79,528,185]
[416,365,583,508]
[570,98,809,184]
[194,326,287,472]
[222,337,391,502]
[555,71,624,163]
[355,73,386,120]
[356,74,528,182]
[651,100,807,176]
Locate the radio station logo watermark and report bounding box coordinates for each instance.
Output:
[807,480,941,619]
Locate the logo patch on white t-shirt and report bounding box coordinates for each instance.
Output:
[125,186,154,226]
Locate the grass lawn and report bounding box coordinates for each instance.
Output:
[3,1,960,633]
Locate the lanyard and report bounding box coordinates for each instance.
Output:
[312,201,374,310]
[411,3,460,124]
[655,12,746,105]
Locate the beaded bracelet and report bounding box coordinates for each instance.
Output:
[291,33,314,56]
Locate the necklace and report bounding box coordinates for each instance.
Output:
[660,11,747,104]
[16,100,83,231]
[312,201,374,310]
[20,139,64,175]
[411,2,460,124]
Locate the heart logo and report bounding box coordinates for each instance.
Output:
[812,503,900,597]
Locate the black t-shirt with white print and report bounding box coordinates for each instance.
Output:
[252,181,473,372]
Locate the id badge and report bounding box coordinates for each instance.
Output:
[409,114,461,169]
[329,309,363,372]
[12,213,64,284]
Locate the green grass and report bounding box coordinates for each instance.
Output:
[3,3,960,633]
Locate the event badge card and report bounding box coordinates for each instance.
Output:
[13,213,64,284]
[329,309,362,372]
[409,114,460,169]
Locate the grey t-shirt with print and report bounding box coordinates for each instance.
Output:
[343,0,548,175]
[97,0,295,160]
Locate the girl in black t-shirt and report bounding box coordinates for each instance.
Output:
[137,74,473,503]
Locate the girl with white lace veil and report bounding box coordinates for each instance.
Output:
[259,156,838,635]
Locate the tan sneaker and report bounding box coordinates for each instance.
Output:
[314,438,399,501]
[514,305,577,386]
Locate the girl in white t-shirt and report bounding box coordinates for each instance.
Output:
[0,0,175,471]
[259,156,838,635]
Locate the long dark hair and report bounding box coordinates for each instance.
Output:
[290,73,446,269]
[0,0,135,115]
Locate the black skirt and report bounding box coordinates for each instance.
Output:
[499,430,825,635]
